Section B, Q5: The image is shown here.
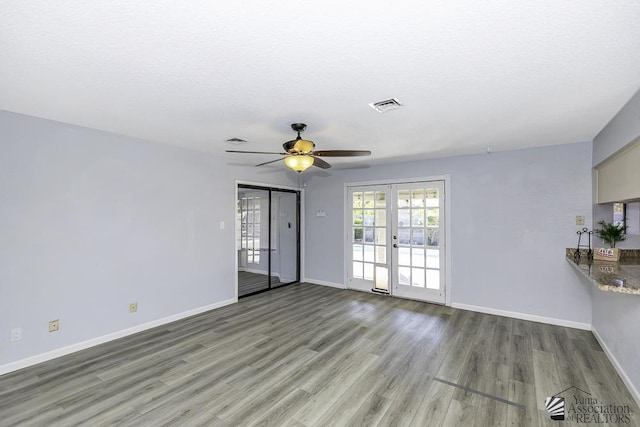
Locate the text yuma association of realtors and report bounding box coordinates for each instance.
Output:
[566,395,632,424]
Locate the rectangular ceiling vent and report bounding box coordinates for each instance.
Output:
[369,98,403,113]
[226,138,248,145]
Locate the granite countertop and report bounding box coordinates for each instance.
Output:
[566,249,640,295]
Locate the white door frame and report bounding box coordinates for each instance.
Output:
[343,175,451,306]
[235,180,305,301]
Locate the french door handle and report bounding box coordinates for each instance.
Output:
[393,243,399,248]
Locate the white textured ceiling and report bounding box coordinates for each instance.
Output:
[2,1,640,168]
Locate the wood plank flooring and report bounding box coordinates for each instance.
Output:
[238,271,283,297]
[0,283,638,426]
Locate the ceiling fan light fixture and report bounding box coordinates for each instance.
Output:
[284,155,314,173]
[293,138,315,154]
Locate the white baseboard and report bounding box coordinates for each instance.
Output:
[303,278,346,289]
[591,326,640,408]
[451,302,591,330]
[0,298,237,376]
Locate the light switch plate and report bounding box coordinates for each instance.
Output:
[576,215,585,226]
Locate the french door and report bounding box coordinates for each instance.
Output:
[347,181,445,304]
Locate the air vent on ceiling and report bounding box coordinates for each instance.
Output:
[226,138,248,145]
[369,98,403,113]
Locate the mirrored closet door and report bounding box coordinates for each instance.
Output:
[237,185,300,297]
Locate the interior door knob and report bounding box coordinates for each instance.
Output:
[393,243,398,248]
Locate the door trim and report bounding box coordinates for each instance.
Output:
[343,174,451,306]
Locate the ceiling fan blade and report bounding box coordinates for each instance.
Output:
[255,158,286,167]
[226,150,287,155]
[311,150,372,157]
[312,157,331,169]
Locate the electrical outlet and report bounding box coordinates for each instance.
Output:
[11,328,22,342]
[129,302,138,313]
[576,215,585,226]
[49,319,59,332]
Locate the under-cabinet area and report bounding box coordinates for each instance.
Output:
[596,137,640,204]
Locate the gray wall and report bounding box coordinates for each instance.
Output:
[0,111,294,367]
[591,88,640,396]
[304,141,593,324]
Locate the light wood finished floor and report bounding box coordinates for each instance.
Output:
[1,284,638,426]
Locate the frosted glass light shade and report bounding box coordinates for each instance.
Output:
[284,155,314,172]
[293,139,315,153]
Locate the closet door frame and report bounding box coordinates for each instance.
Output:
[235,181,303,299]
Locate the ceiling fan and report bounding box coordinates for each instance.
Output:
[226,123,371,172]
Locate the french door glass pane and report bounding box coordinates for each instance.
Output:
[364,263,374,280]
[411,229,425,247]
[364,210,374,225]
[364,191,375,206]
[398,228,410,244]
[353,192,363,208]
[411,248,425,267]
[375,228,386,245]
[399,267,410,285]
[375,192,386,208]
[353,262,363,279]
[411,209,424,226]
[427,228,440,246]
[398,247,410,266]
[426,249,439,268]
[363,245,374,262]
[411,189,425,207]
[353,211,363,225]
[353,228,363,243]
[425,188,439,207]
[397,190,410,208]
[353,244,363,261]
[427,208,439,226]
[375,209,386,224]
[398,209,410,227]
[426,269,440,289]
[364,228,374,243]
[375,246,386,264]
[412,268,425,287]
